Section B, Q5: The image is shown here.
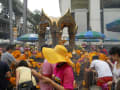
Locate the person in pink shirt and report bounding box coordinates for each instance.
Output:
[39,45,55,90]
[40,60,55,90]
[32,45,74,90]
[53,63,74,90]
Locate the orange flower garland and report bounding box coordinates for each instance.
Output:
[97,53,107,61]
[35,52,43,58]
[12,50,21,59]
[76,62,81,76]
[10,77,16,86]
[75,50,81,55]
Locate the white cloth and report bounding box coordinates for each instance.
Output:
[113,61,120,83]
[16,66,36,86]
[90,60,112,78]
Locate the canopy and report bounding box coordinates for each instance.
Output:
[106,19,120,32]
[17,33,38,41]
[104,38,120,42]
[82,39,100,42]
[76,31,105,39]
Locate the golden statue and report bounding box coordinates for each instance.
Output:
[38,9,77,51]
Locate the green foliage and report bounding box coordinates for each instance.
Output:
[31,9,41,33]
[32,10,41,25]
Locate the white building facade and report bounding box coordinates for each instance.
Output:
[59,0,120,39]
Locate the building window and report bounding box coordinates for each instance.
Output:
[104,0,120,8]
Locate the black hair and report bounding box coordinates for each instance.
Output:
[56,62,66,68]
[40,44,49,51]
[109,47,120,56]
[6,44,15,51]
[18,60,28,67]
[92,56,99,60]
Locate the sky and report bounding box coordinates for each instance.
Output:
[20,0,61,17]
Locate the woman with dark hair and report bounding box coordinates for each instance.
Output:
[108,47,120,90]
[39,44,56,90]
[17,60,29,67]
[32,45,74,90]
[16,60,36,90]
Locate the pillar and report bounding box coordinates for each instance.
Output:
[59,0,71,15]
[23,0,27,33]
[9,0,13,44]
[89,0,101,32]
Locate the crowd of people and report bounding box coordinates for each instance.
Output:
[0,44,120,90]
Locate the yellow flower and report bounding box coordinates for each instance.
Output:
[36,85,40,88]
[35,52,43,58]
[10,77,16,86]
[98,53,107,61]
[76,62,81,76]
[12,50,21,59]
[82,80,86,86]
[29,59,34,62]
[32,62,37,68]
[75,50,81,55]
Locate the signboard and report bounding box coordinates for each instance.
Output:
[13,27,17,40]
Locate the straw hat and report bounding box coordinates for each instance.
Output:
[42,45,74,67]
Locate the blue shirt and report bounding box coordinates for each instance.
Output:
[1,52,16,66]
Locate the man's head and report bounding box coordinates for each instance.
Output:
[6,44,15,53]
[92,55,99,60]
[109,47,120,61]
